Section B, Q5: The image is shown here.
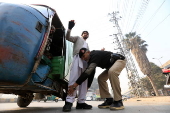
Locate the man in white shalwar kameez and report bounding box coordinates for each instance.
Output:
[63,20,92,112]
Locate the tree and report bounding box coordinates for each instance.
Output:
[149,62,166,90]
[140,62,166,95]
[125,32,159,96]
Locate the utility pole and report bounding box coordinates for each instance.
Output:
[108,11,146,97]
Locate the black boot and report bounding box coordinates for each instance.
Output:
[62,101,73,112]
[76,102,92,109]
[98,98,114,108]
[110,100,124,110]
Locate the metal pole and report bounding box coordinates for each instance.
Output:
[109,11,147,97]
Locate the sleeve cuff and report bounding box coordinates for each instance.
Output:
[67,29,71,32]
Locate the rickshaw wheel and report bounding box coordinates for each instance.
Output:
[17,95,33,107]
[44,99,47,102]
[54,99,58,102]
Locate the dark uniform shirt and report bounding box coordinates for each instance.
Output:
[76,50,113,86]
[88,50,113,69]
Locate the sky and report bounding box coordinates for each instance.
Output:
[0,0,170,93]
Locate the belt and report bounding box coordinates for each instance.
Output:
[110,53,125,63]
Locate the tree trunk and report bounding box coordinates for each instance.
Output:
[126,36,159,96]
[147,76,159,96]
[131,48,159,96]
[131,48,151,75]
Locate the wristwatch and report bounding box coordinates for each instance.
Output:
[73,86,76,90]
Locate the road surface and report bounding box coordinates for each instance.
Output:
[0,96,169,113]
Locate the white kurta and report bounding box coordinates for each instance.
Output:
[66,42,88,103]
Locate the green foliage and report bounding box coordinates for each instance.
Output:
[141,77,152,92]
[141,62,166,92]
[125,32,148,53]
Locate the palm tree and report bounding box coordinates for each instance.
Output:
[125,32,159,96]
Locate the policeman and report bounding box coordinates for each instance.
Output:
[68,48,126,110]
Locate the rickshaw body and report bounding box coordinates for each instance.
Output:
[0,2,72,107]
[162,65,170,86]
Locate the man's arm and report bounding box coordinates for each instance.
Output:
[66,29,79,42]
[68,63,97,95]
[87,69,95,88]
[76,63,97,85]
[65,20,78,43]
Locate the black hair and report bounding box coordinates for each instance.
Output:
[79,48,88,58]
[81,31,89,36]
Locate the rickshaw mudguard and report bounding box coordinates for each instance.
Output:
[0,2,48,85]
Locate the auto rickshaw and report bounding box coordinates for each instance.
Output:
[0,2,73,107]
[36,95,59,102]
[162,65,170,86]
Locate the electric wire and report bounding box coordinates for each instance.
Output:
[131,0,150,32]
[124,0,138,34]
[138,0,166,33]
[119,0,130,30]
[143,13,170,38]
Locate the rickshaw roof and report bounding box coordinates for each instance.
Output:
[29,4,56,18]
[29,4,64,30]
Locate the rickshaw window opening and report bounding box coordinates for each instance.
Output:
[36,21,43,33]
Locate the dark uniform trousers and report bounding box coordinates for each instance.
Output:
[98,59,126,101]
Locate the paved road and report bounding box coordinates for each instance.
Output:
[0,96,170,113]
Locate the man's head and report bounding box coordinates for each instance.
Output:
[81,31,89,40]
[79,48,90,61]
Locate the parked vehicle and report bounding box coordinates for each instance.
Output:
[122,95,128,101]
[162,64,170,87]
[86,89,96,101]
[162,65,170,75]
[37,95,59,102]
[86,96,93,101]
[0,2,73,107]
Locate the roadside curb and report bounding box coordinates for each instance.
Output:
[127,96,170,102]
[0,98,17,103]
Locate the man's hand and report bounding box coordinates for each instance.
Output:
[68,85,76,96]
[68,83,78,96]
[68,20,75,30]
[101,47,105,51]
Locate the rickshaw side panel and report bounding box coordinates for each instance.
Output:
[0,3,47,85]
[0,3,72,102]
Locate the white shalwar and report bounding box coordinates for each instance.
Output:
[66,42,88,103]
